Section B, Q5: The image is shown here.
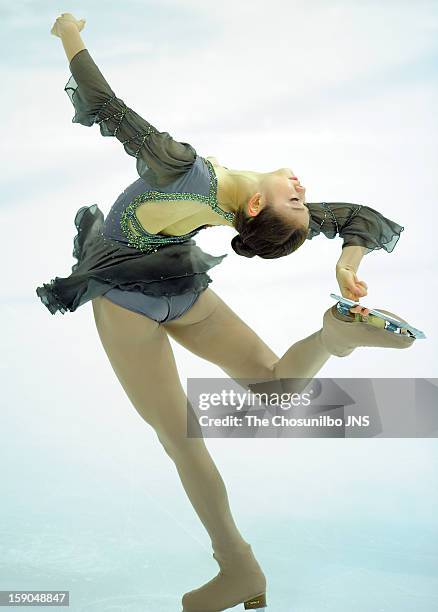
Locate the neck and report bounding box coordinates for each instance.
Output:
[217,167,268,215]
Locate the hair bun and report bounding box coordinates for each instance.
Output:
[231,234,256,258]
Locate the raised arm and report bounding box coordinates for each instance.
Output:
[51,13,197,188]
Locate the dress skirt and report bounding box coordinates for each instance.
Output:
[36,203,228,316]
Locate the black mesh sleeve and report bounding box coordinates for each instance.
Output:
[64,49,197,187]
[305,202,404,253]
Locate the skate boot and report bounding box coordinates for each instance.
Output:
[320,303,416,357]
[181,543,267,612]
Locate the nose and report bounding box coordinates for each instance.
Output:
[296,184,306,196]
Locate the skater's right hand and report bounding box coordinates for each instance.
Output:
[336,267,368,299]
[51,13,86,38]
[336,267,371,316]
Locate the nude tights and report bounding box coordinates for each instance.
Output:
[92,295,331,557]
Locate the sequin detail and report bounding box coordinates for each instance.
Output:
[317,202,363,234]
[119,157,236,253]
[95,96,158,156]
[340,204,363,231]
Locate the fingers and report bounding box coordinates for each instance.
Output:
[51,14,85,36]
[353,279,368,300]
[341,271,368,301]
[50,22,60,37]
[349,305,371,316]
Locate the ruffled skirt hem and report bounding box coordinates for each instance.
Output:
[36,204,228,315]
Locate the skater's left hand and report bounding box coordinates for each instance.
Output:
[336,266,368,302]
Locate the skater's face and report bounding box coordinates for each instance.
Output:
[248,168,310,230]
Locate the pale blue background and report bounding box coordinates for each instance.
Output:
[1,0,437,610]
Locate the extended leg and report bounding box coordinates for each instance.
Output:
[163,288,332,386]
[163,289,414,390]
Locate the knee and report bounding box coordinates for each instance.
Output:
[155,428,204,463]
[157,435,179,461]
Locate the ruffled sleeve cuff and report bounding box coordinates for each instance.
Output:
[339,204,404,253]
[306,202,404,253]
[64,49,116,126]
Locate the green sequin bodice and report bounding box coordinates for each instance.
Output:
[118,157,235,253]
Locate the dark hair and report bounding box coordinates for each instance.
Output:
[230,203,309,259]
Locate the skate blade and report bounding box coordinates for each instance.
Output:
[330,293,426,339]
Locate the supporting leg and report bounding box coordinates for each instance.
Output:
[92,296,249,557]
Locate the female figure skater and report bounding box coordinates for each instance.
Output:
[37,14,416,612]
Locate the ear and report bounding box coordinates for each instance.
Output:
[247,193,263,217]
